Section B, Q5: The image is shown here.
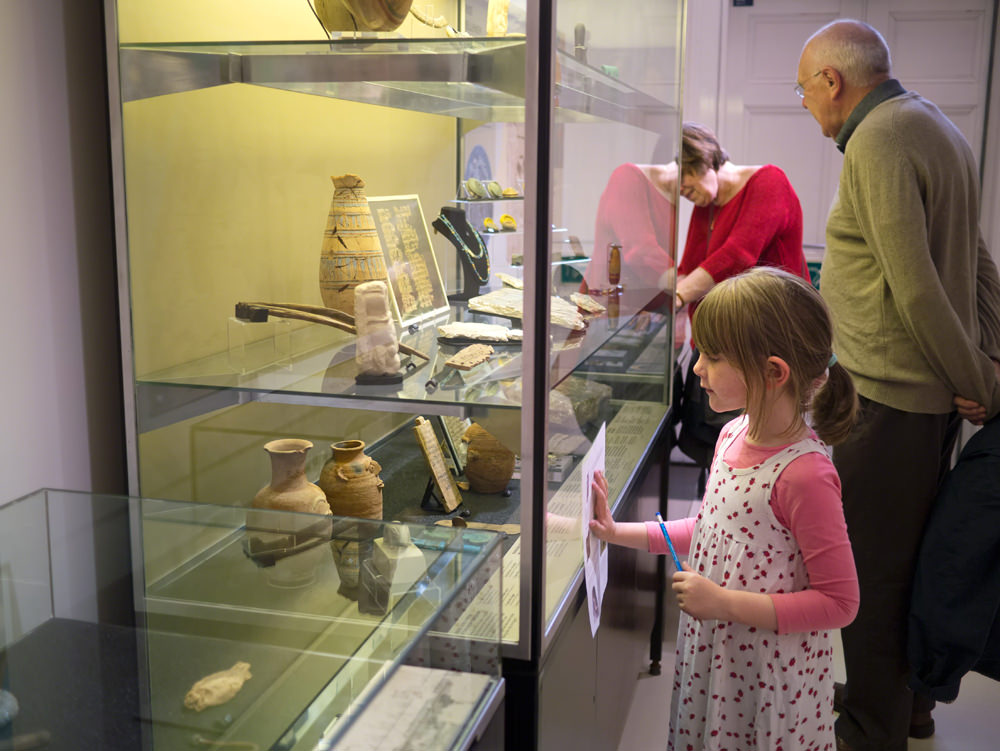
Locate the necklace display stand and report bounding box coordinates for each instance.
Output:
[433,206,490,302]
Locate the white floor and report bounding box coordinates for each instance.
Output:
[617,492,1000,750]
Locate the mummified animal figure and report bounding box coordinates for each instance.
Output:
[184,662,252,712]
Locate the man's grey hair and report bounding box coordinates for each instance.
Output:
[805,19,892,88]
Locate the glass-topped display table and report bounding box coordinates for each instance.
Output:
[0,489,503,751]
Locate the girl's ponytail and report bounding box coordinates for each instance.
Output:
[809,360,858,445]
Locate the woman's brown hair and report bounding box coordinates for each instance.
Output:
[681,121,730,176]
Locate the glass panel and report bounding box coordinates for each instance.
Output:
[542,0,683,631]
[0,490,502,750]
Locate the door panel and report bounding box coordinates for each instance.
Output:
[718,0,994,250]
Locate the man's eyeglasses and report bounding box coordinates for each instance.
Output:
[794,70,822,98]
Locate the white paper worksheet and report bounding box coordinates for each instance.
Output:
[581,423,607,636]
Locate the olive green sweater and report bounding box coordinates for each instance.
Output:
[821,85,1000,417]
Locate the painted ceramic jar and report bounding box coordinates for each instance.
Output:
[319,174,388,316]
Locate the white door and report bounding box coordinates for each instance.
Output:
[715,0,995,251]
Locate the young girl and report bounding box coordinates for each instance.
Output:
[591,267,860,751]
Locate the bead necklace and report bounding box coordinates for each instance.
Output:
[438,213,490,283]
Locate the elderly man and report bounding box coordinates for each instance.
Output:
[796,19,1000,751]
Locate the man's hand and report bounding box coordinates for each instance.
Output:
[955,359,1000,424]
[954,395,987,425]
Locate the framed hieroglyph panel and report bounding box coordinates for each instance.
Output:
[369,195,450,327]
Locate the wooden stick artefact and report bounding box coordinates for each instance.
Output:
[234,302,429,361]
[245,301,356,326]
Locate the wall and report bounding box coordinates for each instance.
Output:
[0,0,125,501]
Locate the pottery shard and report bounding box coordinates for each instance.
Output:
[467,288,586,330]
[445,343,494,370]
[496,272,523,289]
[184,662,252,712]
[438,322,522,342]
[570,292,606,314]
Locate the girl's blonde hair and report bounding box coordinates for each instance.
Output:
[691,267,858,444]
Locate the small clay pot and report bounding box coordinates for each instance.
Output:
[319,440,384,519]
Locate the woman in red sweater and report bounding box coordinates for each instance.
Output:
[583,123,809,314]
[674,123,809,312]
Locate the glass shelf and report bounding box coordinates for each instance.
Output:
[135,304,670,422]
[452,196,524,204]
[119,37,672,130]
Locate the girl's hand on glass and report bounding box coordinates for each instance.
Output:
[672,562,725,620]
[588,471,613,541]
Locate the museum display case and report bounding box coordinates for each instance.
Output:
[0,488,503,750]
[104,0,683,684]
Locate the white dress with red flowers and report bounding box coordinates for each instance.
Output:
[668,417,836,751]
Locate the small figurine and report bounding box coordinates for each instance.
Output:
[354,280,402,383]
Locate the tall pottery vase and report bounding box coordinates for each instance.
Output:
[249,439,332,588]
[319,440,385,599]
[319,174,388,317]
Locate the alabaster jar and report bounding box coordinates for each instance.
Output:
[462,424,516,494]
[319,440,384,519]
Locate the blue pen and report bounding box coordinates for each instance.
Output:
[655,512,683,570]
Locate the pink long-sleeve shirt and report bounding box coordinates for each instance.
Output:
[647,429,859,635]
